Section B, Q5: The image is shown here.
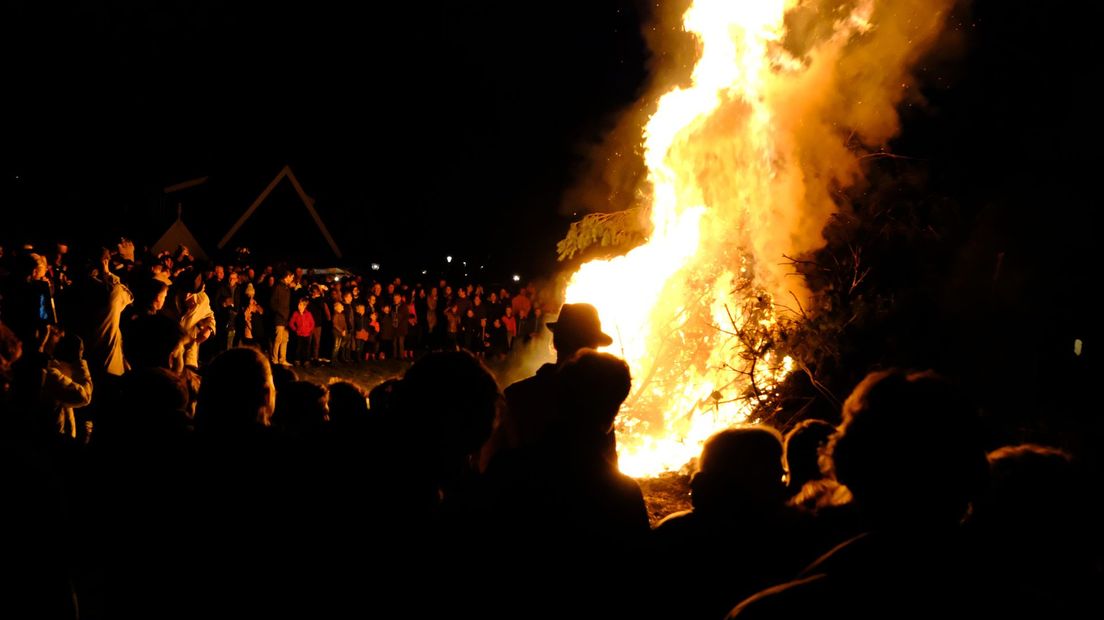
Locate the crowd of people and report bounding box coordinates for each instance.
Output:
[0,240,554,375]
[0,238,1099,618]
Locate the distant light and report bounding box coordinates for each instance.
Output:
[1074,339,1083,356]
[462,261,467,266]
[480,265,484,270]
[332,276,339,282]
[512,274,521,282]
[370,263,381,271]
[421,270,427,275]
[446,256,452,263]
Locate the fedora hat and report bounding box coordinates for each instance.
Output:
[546,303,613,347]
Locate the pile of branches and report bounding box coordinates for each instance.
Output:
[555,178,961,432]
[556,207,649,261]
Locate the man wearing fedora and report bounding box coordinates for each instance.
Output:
[481,302,614,469]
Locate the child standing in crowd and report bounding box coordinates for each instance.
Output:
[461,308,477,352]
[502,306,517,350]
[516,308,532,341]
[445,303,461,351]
[331,300,349,363]
[341,292,356,361]
[488,317,508,360]
[288,297,315,366]
[240,283,266,352]
[367,311,380,360]
[353,303,371,362]
[474,316,489,358]
[392,293,409,361]
[378,304,393,360]
[307,284,330,365]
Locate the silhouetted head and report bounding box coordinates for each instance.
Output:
[118,367,191,443]
[396,351,502,459]
[783,418,837,491]
[132,277,170,315]
[52,334,83,365]
[270,363,299,395]
[0,322,23,383]
[828,369,988,528]
[124,314,187,370]
[971,444,1086,553]
[548,303,613,358]
[179,269,204,295]
[555,349,631,435]
[21,253,48,280]
[368,378,401,414]
[327,380,369,429]
[195,347,276,437]
[272,380,329,438]
[691,425,786,513]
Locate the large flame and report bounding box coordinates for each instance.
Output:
[564,0,954,477]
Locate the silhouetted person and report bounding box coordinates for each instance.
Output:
[784,418,836,497]
[351,352,502,616]
[482,302,614,468]
[654,426,816,620]
[83,249,133,378]
[319,379,375,539]
[2,253,56,345]
[194,346,276,441]
[269,359,298,396]
[486,350,648,618]
[389,351,502,518]
[186,347,284,615]
[967,444,1101,618]
[268,379,331,579]
[41,334,93,441]
[783,418,862,564]
[271,380,328,439]
[128,277,169,320]
[326,380,370,433]
[729,369,990,619]
[93,314,192,452]
[0,322,78,619]
[368,377,400,414]
[162,270,215,370]
[269,270,293,366]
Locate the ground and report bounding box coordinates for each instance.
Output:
[638,473,692,525]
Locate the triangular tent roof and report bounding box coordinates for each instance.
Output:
[152,216,208,262]
[217,165,342,258]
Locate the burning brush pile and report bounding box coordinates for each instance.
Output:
[558,0,957,478]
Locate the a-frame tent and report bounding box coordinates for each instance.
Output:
[217,165,343,258]
[152,206,209,262]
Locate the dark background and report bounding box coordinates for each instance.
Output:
[0,0,1098,306]
[1,1,649,279]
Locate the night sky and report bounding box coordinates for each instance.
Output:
[3,1,648,278]
[1,1,1097,286]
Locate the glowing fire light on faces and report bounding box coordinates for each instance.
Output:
[565,0,945,477]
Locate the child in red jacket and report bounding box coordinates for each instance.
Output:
[288,297,315,365]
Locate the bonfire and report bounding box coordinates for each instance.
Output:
[559,0,956,478]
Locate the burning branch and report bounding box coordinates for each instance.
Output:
[557,208,649,261]
[848,244,871,295]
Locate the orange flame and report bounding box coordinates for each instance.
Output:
[565,0,954,477]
